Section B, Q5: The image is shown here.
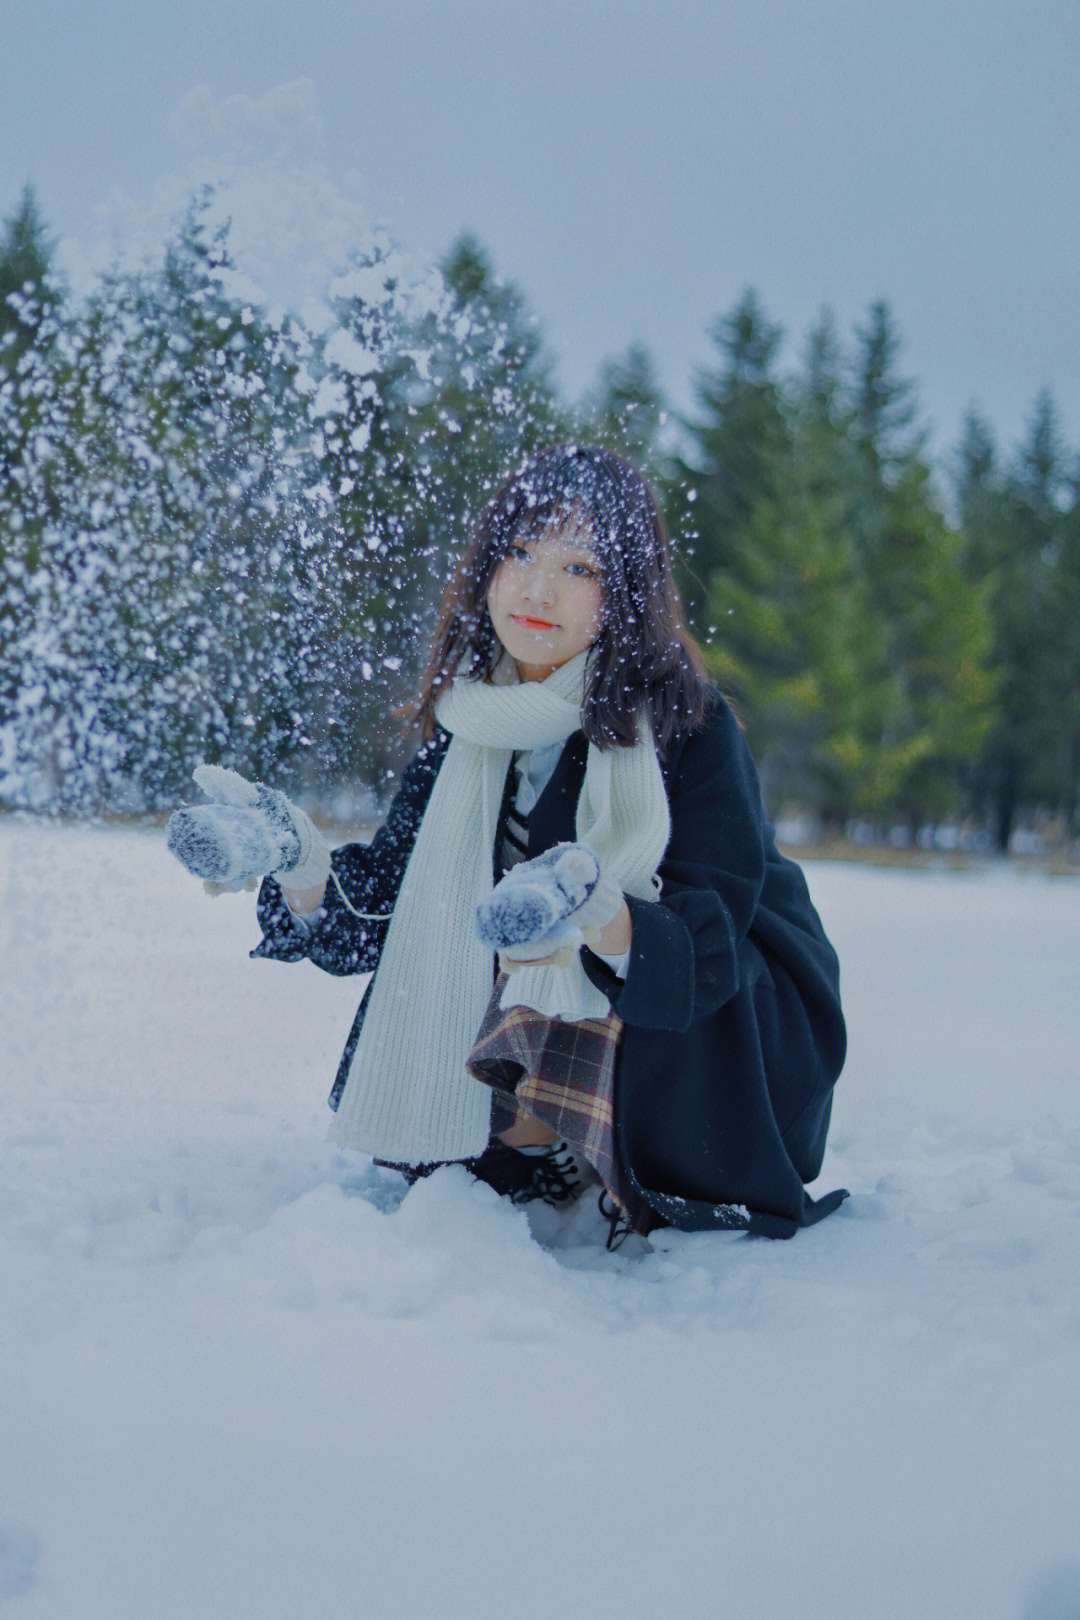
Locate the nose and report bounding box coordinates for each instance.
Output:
[523,564,557,608]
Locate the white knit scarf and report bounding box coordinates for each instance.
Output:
[328,651,671,1163]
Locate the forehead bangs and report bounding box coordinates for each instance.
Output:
[492,445,660,580]
[510,500,598,556]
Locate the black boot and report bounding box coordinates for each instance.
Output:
[468,1138,594,1206]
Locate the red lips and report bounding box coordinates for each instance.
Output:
[513,615,557,630]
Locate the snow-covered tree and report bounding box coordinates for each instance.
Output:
[0,196,319,810]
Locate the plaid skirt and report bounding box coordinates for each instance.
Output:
[465,974,653,1233]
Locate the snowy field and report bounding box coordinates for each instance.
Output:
[2,817,1078,1620]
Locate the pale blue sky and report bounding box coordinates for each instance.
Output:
[3,0,1078,463]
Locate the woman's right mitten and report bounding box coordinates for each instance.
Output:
[166,765,331,895]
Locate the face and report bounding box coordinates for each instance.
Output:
[486,517,604,682]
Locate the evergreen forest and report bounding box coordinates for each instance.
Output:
[2,185,1077,853]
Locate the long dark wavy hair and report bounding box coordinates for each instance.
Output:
[412,444,711,753]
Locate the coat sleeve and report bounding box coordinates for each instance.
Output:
[581,697,768,1033]
[249,731,449,977]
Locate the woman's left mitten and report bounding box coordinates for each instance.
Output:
[476,842,622,960]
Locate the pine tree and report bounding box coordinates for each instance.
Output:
[996,391,1075,840]
[399,231,568,635]
[581,342,667,469]
[836,303,992,826]
[955,408,1000,547]
[677,295,863,815]
[0,186,60,376]
[952,391,1080,848]
[952,408,1018,843]
[1,194,319,812]
[674,287,791,647]
[295,236,447,798]
[729,310,874,820]
[851,299,920,480]
[0,188,65,745]
[1040,467,1080,833]
[418,232,564,531]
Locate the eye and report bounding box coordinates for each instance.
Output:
[506,543,532,563]
[566,561,598,578]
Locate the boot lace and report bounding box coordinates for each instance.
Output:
[510,1141,588,1207]
[598,1189,636,1251]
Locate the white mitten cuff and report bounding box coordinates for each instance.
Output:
[567,864,623,933]
[276,808,331,891]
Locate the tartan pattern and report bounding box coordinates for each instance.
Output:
[466,976,651,1231]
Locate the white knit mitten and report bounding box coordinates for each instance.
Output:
[476,842,623,963]
[166,764,332,896]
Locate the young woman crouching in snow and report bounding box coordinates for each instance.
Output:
[168,445,847,1249]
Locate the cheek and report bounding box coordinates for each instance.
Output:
[486,567,505,616]
[584,582,604,632]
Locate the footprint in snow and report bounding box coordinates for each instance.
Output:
[1021,1558,1080,1620]
[0,1522,42,1599]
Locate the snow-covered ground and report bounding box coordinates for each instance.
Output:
[2,818,1078,1620]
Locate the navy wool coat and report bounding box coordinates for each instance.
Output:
[253,692,848,1236]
